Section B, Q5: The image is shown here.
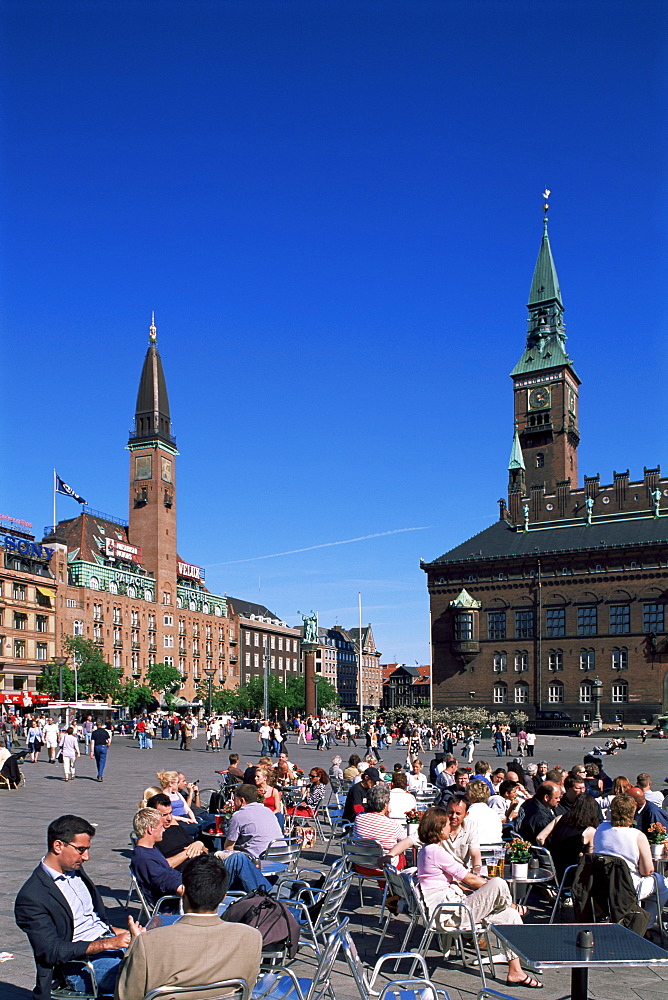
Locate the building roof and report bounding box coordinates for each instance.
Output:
[508,428,525,471]
[528,221,563,307]
[226,596,287,626]
[382,662,430,684]
[425,514,668,566]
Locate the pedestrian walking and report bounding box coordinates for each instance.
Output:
[90,719,111,781]
[59,726,80,780]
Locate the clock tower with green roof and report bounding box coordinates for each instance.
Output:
[508,198,581,519]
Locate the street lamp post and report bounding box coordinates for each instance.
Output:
[51,655,68,703]
[204,664,216,719]
[593,676,603,731]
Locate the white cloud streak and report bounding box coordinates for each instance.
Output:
[206,527,430,567]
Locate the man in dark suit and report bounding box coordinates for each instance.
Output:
[14,814,131,1000]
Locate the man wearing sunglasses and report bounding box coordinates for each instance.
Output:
[15,814,133,1000]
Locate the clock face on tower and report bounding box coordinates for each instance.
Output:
[529,386,550,410]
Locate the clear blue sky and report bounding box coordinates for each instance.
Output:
[2,1,666,666]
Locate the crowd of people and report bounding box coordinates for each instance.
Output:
[11,719,668,1000]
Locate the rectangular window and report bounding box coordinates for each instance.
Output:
[36,615,48,632]
[493,684,507,704]
[548,684,564,703]
[148,614,155,629]
[514,684,529,703]
[488,612,506,640]
[254,632,259,646]
[244,631,250,645]
[515,610,534,638]
[278,637,283,650]
[612,649,628,671]
[643,604,665,633]
[612,683,628,703]
[493,653,507,673]
[579,650,595,671]
[609,605,630,634]
[93,603,102,619]
[546,609,566,637]
[36,642,47,660]
[164,656,173,666]
[577,607,597,636]
[13,584,26,600]
[66,598,77,608]
[164,635,174,648]
[514,652,528,673]
[13,613,27,630]
[253,654,259,669]
[271,656,275,669]
[548,651,563,671]
[579,683,592,703]
[14,639,26,657]
[163,614,173,626]
[162,591,171,605]
[454,612,474,641]
[245,651,251,667]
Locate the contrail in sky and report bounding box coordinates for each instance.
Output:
[206,527,431,567]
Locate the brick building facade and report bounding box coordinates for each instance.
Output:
[422,209,668,725]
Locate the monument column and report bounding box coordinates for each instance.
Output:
[300,611,319,717]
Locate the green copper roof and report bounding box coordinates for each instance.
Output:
[508,427,525,470]
[510,331,576,377]
[449,588,481,609]
[528,221,563,306]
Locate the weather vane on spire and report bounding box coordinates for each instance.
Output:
[149,311,157,343]
[542,189,551,223]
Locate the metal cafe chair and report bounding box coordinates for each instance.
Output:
[251,918,348,1000]
[340,922,450,1000]
[49,960,100,998]
[276,871,354,957]
[322,806,352,862]
[341,836,388,910]
[376,865,423,955]
[548,863,579,923]
[261,837,304,874]
[144,980,250,1000]
[275,854,349,905]
[125,865,182,923]
[411,893,495,988]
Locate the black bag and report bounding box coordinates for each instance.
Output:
[223,887,300,958]
[208,789,229,814]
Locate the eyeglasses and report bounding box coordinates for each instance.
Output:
[65,843,90,855]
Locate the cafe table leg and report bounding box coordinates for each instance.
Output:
[571,967,588,1000]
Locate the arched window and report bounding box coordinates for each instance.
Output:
[73,620,84,636]
[144,589,153,602]
[202,602,209,614]
[579,681,592,703]
[514,651,528,672]
[493,652,507,673]
[548,649,564,671]
[548,680,564,703]
[536,453,544,468]
[612,681,628,703]
[176,596,182,609]
[88,576,99,590]
[514,681,529,704]
[109,581,118,594]
[579,649,595,671]
[127,585,135,598]
[493,682,508,704]
[612,648,628,671]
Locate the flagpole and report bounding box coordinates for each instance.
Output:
[358,591,363,725]
[53,469,56,532]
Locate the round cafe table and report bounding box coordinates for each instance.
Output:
[503,866,553,903]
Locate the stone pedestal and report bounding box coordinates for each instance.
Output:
[303,643,318,716]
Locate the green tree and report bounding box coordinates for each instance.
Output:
[314,677,340,711]
[146,662,182,708]
[37,637,123,701]
[37,663,76,700]
[119,682,157,712]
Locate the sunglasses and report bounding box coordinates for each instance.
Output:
[65,843,89,855]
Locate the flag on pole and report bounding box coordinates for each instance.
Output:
[56,475,87,505]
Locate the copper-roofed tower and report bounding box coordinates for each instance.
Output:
[508,193,581,507]
[127,315,178,602]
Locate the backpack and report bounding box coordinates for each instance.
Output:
[223,887,300,958]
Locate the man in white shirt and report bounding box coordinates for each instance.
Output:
[43,718,60,764]
[440,796,483,872]
[407,759,428,792]
[637,773,665,807]
[258,721,272,755]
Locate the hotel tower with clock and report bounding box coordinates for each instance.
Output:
[423,202,668,725]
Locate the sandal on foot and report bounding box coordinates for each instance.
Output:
[509,975,543,989]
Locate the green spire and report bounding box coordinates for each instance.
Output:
[508,427,525,471]
[528,220,563,308]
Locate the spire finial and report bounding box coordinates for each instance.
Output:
[542,188,551,233]
[149,311,157,343]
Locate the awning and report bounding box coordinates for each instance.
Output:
[36,586,56,598]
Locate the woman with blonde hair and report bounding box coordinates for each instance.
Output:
[156,770,199,831]
[137,786,162,810]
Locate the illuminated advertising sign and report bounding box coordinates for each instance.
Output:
[0,514,33,529]
[178,560,204,581]
[2,534,54,562]
[105,538,142,564]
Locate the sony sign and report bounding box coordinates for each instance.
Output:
[105,537,142,564]
[2,534,54,562]
[178,560,202,581]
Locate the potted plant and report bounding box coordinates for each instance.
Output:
[405,807,421,840]
[647,822,667,860]
[506,837,532,879]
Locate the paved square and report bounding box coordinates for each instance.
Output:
[2,727,668,999]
